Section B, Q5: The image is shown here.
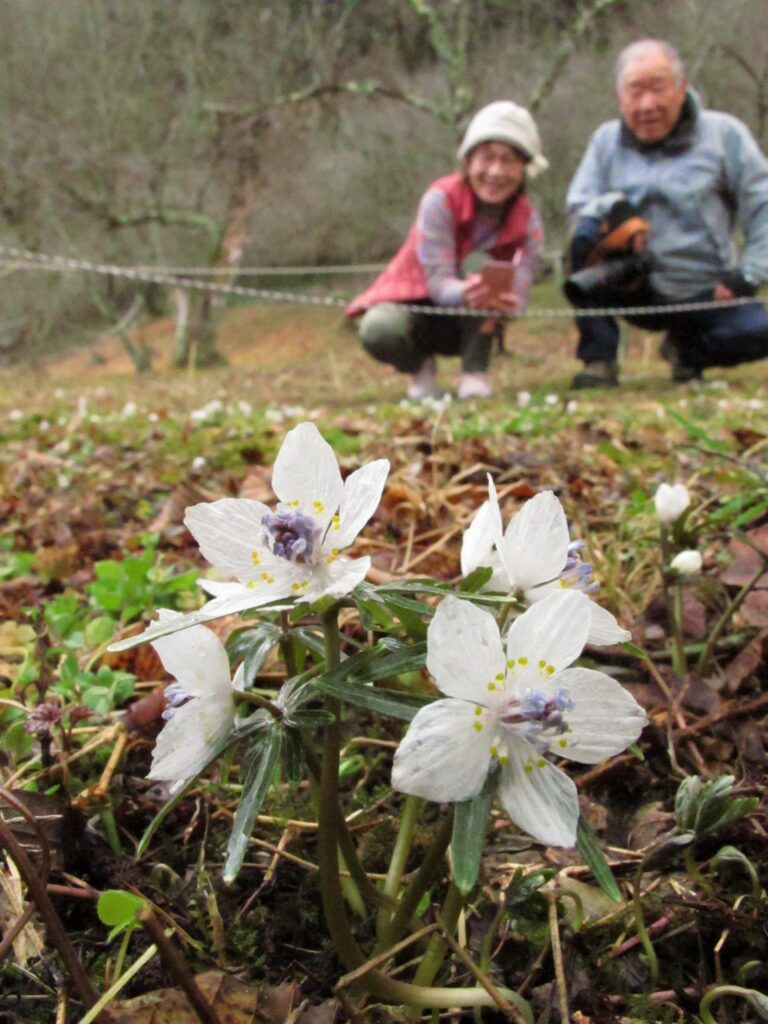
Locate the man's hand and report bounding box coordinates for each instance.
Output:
[716,270,758,300]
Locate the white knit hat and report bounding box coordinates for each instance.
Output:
[457,101,548,178]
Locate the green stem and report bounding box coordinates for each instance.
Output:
[313,612,531,1018]
[377,795,422,940]
[411,882,464,990]
[100,803,123,856]
[670,580,687,677]
[317,605,364,968]
[683,845,712,896]
[378,809,454,952]
[699,986,768,1024]
[233,690,284,719]
[302,734,390,911]
[631,860,659,987]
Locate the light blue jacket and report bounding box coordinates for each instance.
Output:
[566,91,768,298]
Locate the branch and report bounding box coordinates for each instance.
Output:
[527,0,628,113]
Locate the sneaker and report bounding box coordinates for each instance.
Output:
[407,357,443,400]
[570,360,619,389]
[659,333,703,383]
[457,371,493,400]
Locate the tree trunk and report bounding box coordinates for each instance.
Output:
[171,179,258,369]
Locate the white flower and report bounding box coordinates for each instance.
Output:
[654,483,690,523]
[148,611,243,791]
[461,481,630,646]
[670,549,702,576]
[191,456,207,473]
[109,421,389,650]
[392,592,646,847]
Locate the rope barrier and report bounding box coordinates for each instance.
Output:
[0,243,762,321]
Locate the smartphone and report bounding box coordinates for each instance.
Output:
[480,260,515,300]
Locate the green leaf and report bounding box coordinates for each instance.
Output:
[313,674,430,721]
[459,565,494,593]
[576,815,622,903]
[451,776,494,894]
[620,640,646,659]
[97,889,147,942]
[223,727,283,883]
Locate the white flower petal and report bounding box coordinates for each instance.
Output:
[108,584,294,651]
[654,482,690,523]
[670,549,702,576]
[271,422,344,532]
[505,590,590,675]
[546,667,647,764]
[185,499,285,582]
[148,696,235,784]
[586,601,632,646]
[497,491,570,592]
[460,493,505,579]
[392,698,491,803]
[303,554,372,602]
[150,611,231,699]
[426,597,506,702]
[331,459,390,550]
[498,741,579,847]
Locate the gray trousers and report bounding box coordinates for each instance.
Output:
[358,302,493,374]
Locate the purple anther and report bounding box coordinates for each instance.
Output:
[262,505,323,564]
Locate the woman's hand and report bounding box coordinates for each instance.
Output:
[462,273,519,312]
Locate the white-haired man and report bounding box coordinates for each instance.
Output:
[566,39,768,388]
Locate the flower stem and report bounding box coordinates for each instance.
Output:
[377,794,422,940]
[670,580,688,677]
[411,881,464,990]
[377,809,454,952]
[317,604,364,968]
[699,986,768,1024]
[233,691,284,719]
[631,858,659,987]
[683,845,712,896]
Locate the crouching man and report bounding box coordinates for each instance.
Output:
[565,38,768,388]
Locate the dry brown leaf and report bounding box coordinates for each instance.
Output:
[719,525,768,589]
[109,972,298,1024]
[724,631,767,692]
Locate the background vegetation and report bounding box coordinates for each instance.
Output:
[1,0,767,361]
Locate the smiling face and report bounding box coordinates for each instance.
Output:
[465,141,527,205]
[617,44,687,144]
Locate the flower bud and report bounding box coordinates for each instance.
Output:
[654,482,690,523]
[670,549,702,576]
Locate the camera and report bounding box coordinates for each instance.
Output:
[564,252,652,305]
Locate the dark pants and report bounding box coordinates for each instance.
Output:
[359,301,493,374]
[573,283,768,370]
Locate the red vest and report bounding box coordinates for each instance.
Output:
[346,172,533,317]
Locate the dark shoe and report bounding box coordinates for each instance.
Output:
[659,333,703,383]
[570,360,619,389]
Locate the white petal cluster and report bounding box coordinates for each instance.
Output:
[670,549,702,576]
[654,483,690,523]
[148,610,242,790]
[392,592,647,847]
[109,422,389,650]
[461,482,630,647]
